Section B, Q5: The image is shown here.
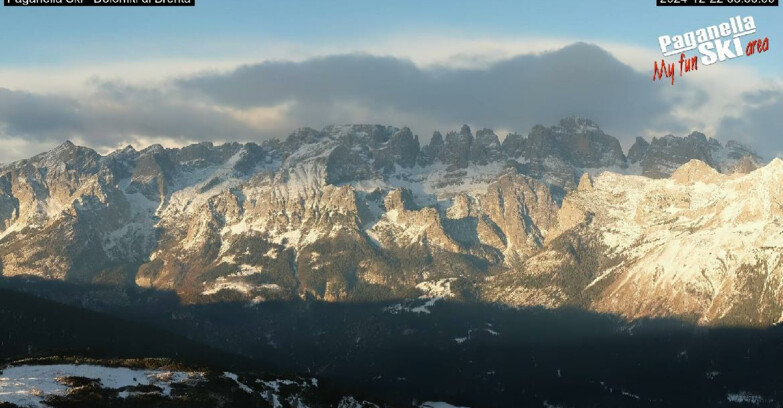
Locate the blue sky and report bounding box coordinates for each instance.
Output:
[0,0,781,161]
[1,1,779,69]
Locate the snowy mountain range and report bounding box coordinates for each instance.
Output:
[0,116,777,326]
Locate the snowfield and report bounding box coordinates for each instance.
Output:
[0,364,201,408]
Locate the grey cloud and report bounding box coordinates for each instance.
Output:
[0,84,261,156]
[741,89,781,104]
[85,81,261,142]
[717,88,783,158]
[0,42,713,162]
[179,42,692,143]
[0,89,85,136]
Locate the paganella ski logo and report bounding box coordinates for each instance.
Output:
[653,16,769,85]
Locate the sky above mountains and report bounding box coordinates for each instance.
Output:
[0,0,781,162]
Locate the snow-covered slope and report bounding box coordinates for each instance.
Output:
[0,360,381,408]
[0,364,199,407]
[484,159,783,325]
[568,159,783,325]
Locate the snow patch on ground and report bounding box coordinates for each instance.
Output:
[202,280,254,296]
[416,279,456,299]
[223,372,253,394]
[411,279,456,314]
[726,392,767,405]
[0,364,199,408]
[202,279,280,296]
[409,298,441,314]
[384,279,457,315]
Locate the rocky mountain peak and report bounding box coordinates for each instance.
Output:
[475,128,499,144]
[472,129,503,165]
[577,172,594,191]
[441,125,475,170]
[385,127,419,169]
[731,155,762,174]
[0,121,778,326]
[418,131,444,166]
[280,127,326,154]
[724,140,758,158]
[686,131,709,143]
[627,137,650,164]
[631,132,761,178]
[764,156,783,171]
[384,188,417,211]
[459,124,473,137]
[523,118,626,169]
[39,140,101,174]
[557,116,600,132]
[141,144,166,155]
[500,132,525,158]
[430,131,444,147]
[670,159,721,184]
[113,145,137,156]
[54,140,76,151]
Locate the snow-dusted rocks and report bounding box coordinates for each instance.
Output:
[0,364,200,408]
[0,360,379,408]
[545,158,783,325]
[628,131,762,178]
[0,118,775,325]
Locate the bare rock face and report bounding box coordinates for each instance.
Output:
[636,132,717,178]
[371,188,461,253]
[479,172,558,259]
[496,117,629,201]
[446,193,474,220]
[577,173,593,191]
[626,137,649,164]
[0,119,777,326]
[373,127,420,172]
[472,129,504,165]
[628,132,763,178]
[418,131,444,166]
[441,125,475,170]
[500,132,526,159]
[523,117,627,169]
[670,159,722,185]
[726,154,761,174]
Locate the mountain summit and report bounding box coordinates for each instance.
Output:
[0,119,773,325]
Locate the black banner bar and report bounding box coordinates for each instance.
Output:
[658,0,777,5]
[4,0,193,6]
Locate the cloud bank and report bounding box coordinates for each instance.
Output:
[0,42,779,162]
